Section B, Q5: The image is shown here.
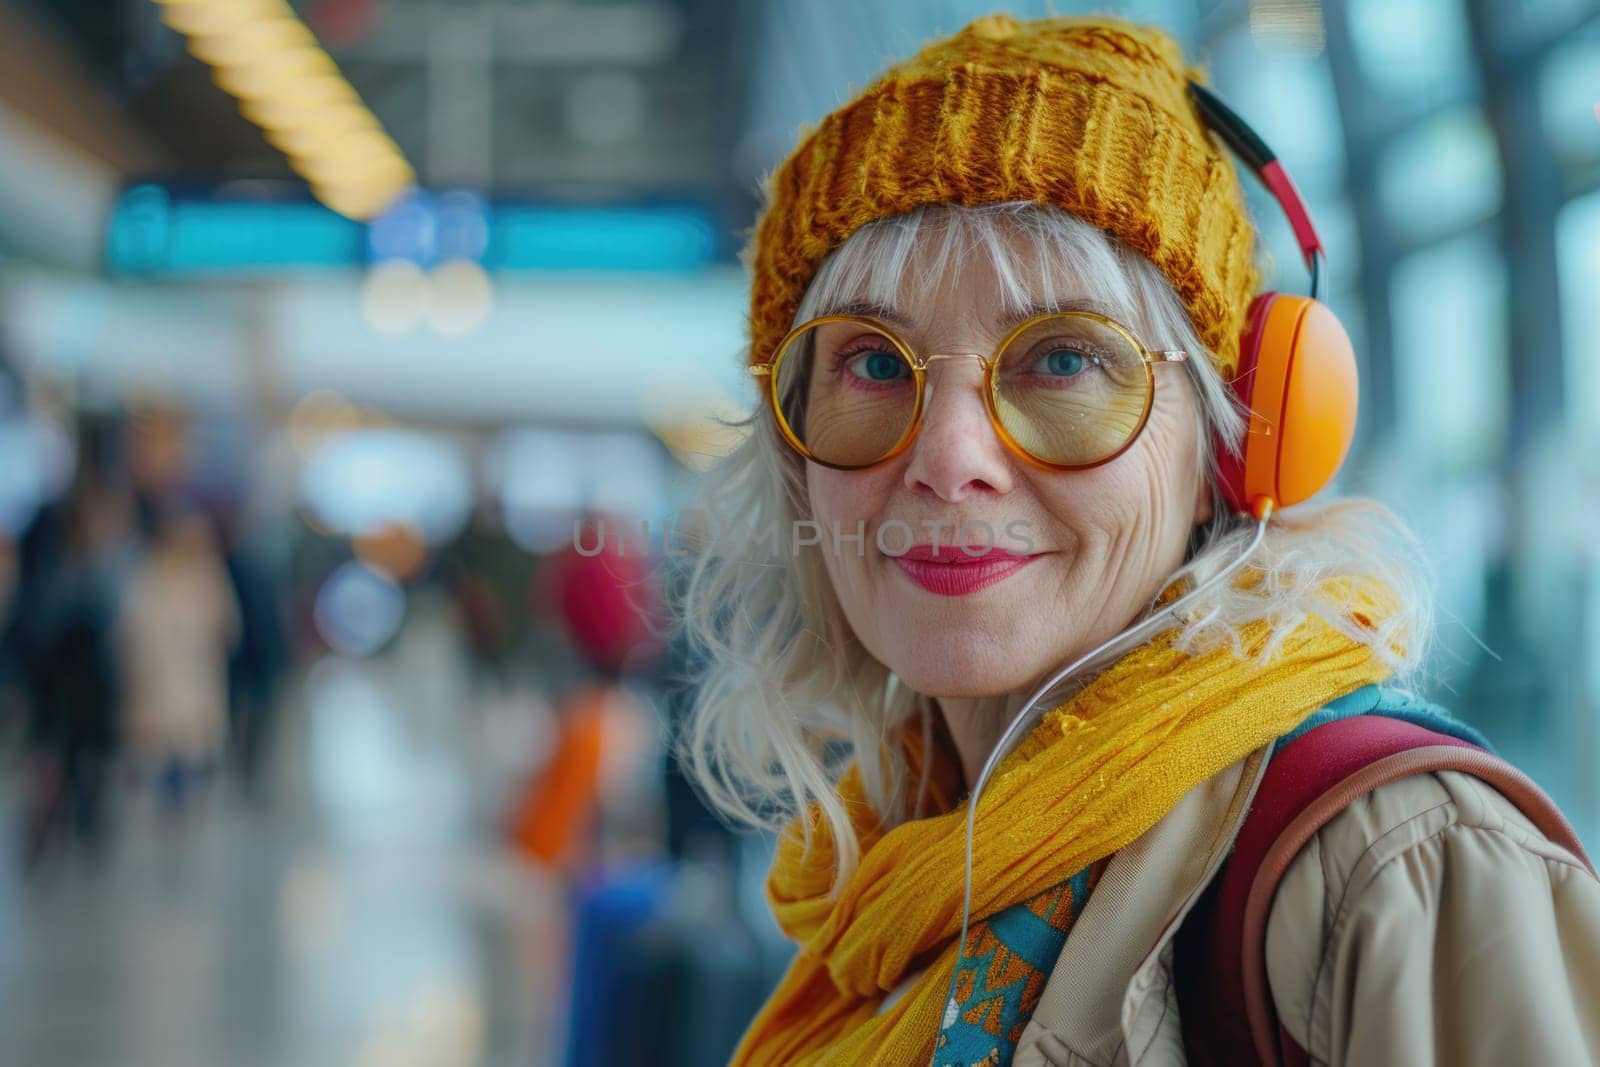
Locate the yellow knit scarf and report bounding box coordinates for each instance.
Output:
[732,599,1394,1065]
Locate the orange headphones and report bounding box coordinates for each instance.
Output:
[1188,83,1359,520]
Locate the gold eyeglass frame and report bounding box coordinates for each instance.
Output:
[748,309,1190,472]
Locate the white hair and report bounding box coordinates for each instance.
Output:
[671,201,1434,894]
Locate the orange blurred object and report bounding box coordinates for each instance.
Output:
[509,683,612,870]
[352,521,428,582]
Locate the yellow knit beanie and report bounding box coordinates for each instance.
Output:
[743,12,1263,378]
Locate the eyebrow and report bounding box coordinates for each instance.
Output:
[819,297,1125,333]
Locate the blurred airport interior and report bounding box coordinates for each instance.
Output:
[0,0,1596,1064]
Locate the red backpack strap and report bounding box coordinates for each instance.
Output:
[1177,715,1596,1067]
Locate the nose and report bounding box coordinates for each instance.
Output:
[901,356,1015,501]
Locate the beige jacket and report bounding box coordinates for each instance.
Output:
[1011,744,1600,1066]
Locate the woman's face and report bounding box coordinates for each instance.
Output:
[805,236,1214,700]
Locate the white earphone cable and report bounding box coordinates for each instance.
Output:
[932,512,1271,1055]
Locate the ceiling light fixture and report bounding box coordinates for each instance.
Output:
[154,0,415,221]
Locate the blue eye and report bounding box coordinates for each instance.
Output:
[849,350,907,382]
[1041,349,1086,376]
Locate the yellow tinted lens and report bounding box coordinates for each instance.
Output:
[994,315,1151,465]
[773,319,917,467]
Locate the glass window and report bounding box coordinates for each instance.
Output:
[1390,228,1507,470]
[1347,0,1478,104]
[1557,189,1600,449]
[1540,32,1600,167]
[1377,108,1502,243]
[1508,0,1599,45]
[1209,21,1348,196]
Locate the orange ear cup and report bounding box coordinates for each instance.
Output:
[1217,293,1359,514]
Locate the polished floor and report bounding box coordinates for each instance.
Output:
[0,600,574,1066]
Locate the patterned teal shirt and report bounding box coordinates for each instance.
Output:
[934,862,1102,1067]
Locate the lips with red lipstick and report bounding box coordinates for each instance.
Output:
[888,543,1041,597]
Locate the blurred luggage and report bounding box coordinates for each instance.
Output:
[562,857,779,1067]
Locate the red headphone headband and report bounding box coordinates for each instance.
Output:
[1187,82,1325,284]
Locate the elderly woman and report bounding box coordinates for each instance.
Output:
[674,14,1600,1067]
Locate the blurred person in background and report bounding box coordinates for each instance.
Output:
[216,498,290,800]
[115,504,240,813]
[0,362,21,627]
[675,14,1600,1067]
[5,423,135,866]
[510,513,666,872]
[539,513,776,1067]
[0,535,15,637]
